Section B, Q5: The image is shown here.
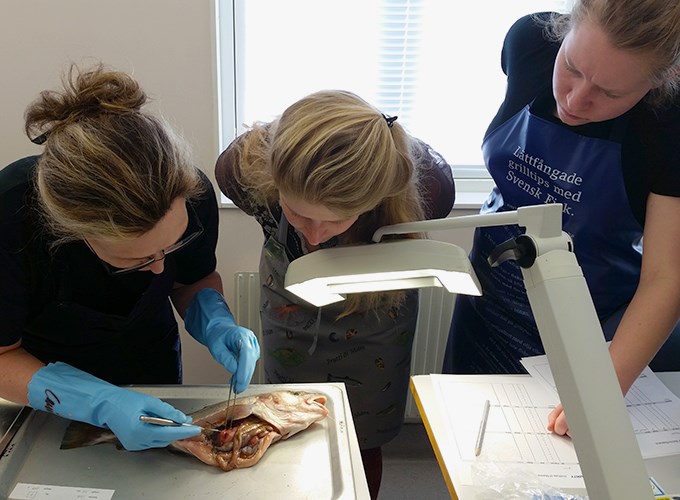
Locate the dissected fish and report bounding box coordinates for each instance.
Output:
[60,390,329,471]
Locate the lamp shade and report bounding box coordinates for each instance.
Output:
[284,239,482,307]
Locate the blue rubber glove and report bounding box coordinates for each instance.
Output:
[27,362,201,451]
[184,288,260,393]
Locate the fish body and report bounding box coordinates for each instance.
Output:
[60,390,328,471]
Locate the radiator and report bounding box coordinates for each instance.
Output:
[404,286,456,422]
[233,272,456,422]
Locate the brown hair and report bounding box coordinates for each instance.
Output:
[25,63,203,245]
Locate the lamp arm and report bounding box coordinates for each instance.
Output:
[523,249,653,499]
[487,204,651,498]
[371,210,520,242]
[376,201,651,498]
[371,203,564,242]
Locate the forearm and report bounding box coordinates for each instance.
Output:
[609,279,680,394]
[0,342,45,405]
[610,194,680,394]
[549,280,680,437]
[170,270,224,318]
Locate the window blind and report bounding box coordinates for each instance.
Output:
[220,0,573,206]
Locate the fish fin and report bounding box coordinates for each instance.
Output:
[60,421,119,450]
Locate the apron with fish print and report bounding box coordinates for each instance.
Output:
[260,215,419,449]
[444,98,642,374]
[22,248,183,385]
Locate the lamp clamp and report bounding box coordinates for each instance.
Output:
[488,234,537,268]
[489,203,574,269]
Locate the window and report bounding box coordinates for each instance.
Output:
[217,0,572,206]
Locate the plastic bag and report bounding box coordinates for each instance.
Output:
[469,460,588,500]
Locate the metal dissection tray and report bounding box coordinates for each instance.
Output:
[0,383,368,499]
[0,400,28,459]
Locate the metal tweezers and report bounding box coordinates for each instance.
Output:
[224,339,243,429]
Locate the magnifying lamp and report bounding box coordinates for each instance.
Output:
[284,203,653,500]
[284,238,482,307]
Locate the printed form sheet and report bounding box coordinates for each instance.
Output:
[521,355,680,458]
[430,365,680,490]
[431,374,584,489]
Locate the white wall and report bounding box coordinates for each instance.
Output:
[1,0,476,384]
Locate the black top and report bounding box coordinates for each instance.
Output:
[0,155,219,351]
[489,12,680,226]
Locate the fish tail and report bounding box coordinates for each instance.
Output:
[60,421,119,450]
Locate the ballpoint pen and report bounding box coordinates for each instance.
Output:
[475,399,490,456]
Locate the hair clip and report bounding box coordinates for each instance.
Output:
[30,132,49,145]
[382,113,398,128]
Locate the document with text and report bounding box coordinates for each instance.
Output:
[428,373,585,489]
[421,365,680,491]
[521,355,680,458]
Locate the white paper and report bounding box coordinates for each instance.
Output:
[9,483,115,500]
[521,355,680,458]
[430,373,586,490]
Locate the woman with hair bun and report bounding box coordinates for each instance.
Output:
[0,63,259,452]
[215,89,455,499]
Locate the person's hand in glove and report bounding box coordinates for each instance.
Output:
[27,362,201,450]
[184,288,260,393]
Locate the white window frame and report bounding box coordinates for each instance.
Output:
[216,1,571,209]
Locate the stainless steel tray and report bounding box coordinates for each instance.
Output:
[0,383,368,499]
[0,399,28,458]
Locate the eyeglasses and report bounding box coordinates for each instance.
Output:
[85,204,204,276]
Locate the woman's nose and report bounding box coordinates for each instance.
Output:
[303,222,329,246]
[567,83,591,111]
[147,259,165,275]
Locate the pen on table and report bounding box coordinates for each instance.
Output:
[474,399,491,457]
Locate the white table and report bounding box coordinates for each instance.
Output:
[411,372,680,500]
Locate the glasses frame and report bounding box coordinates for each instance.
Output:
[85,203,204,276]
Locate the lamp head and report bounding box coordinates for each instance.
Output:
[284,239,482,306]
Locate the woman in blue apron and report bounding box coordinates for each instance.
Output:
[0,64,258,452]
[215,90,455,499]
[444,2,680,437]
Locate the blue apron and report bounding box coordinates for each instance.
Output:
[444,101,642,373]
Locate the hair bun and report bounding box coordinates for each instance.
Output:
[25,63,148,142]
[70,64,147,114]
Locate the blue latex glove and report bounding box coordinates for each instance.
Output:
[184,288,260,393]
[27,362,201,451]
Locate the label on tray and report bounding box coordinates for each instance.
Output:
[10,483,115,500]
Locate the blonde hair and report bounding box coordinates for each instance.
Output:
[234,90,425,316]
[25,63,203,245]
[544,0,680,107]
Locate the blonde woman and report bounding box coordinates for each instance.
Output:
[0,64,259,451]
[444,0,680,438]
[215,90,455,499]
